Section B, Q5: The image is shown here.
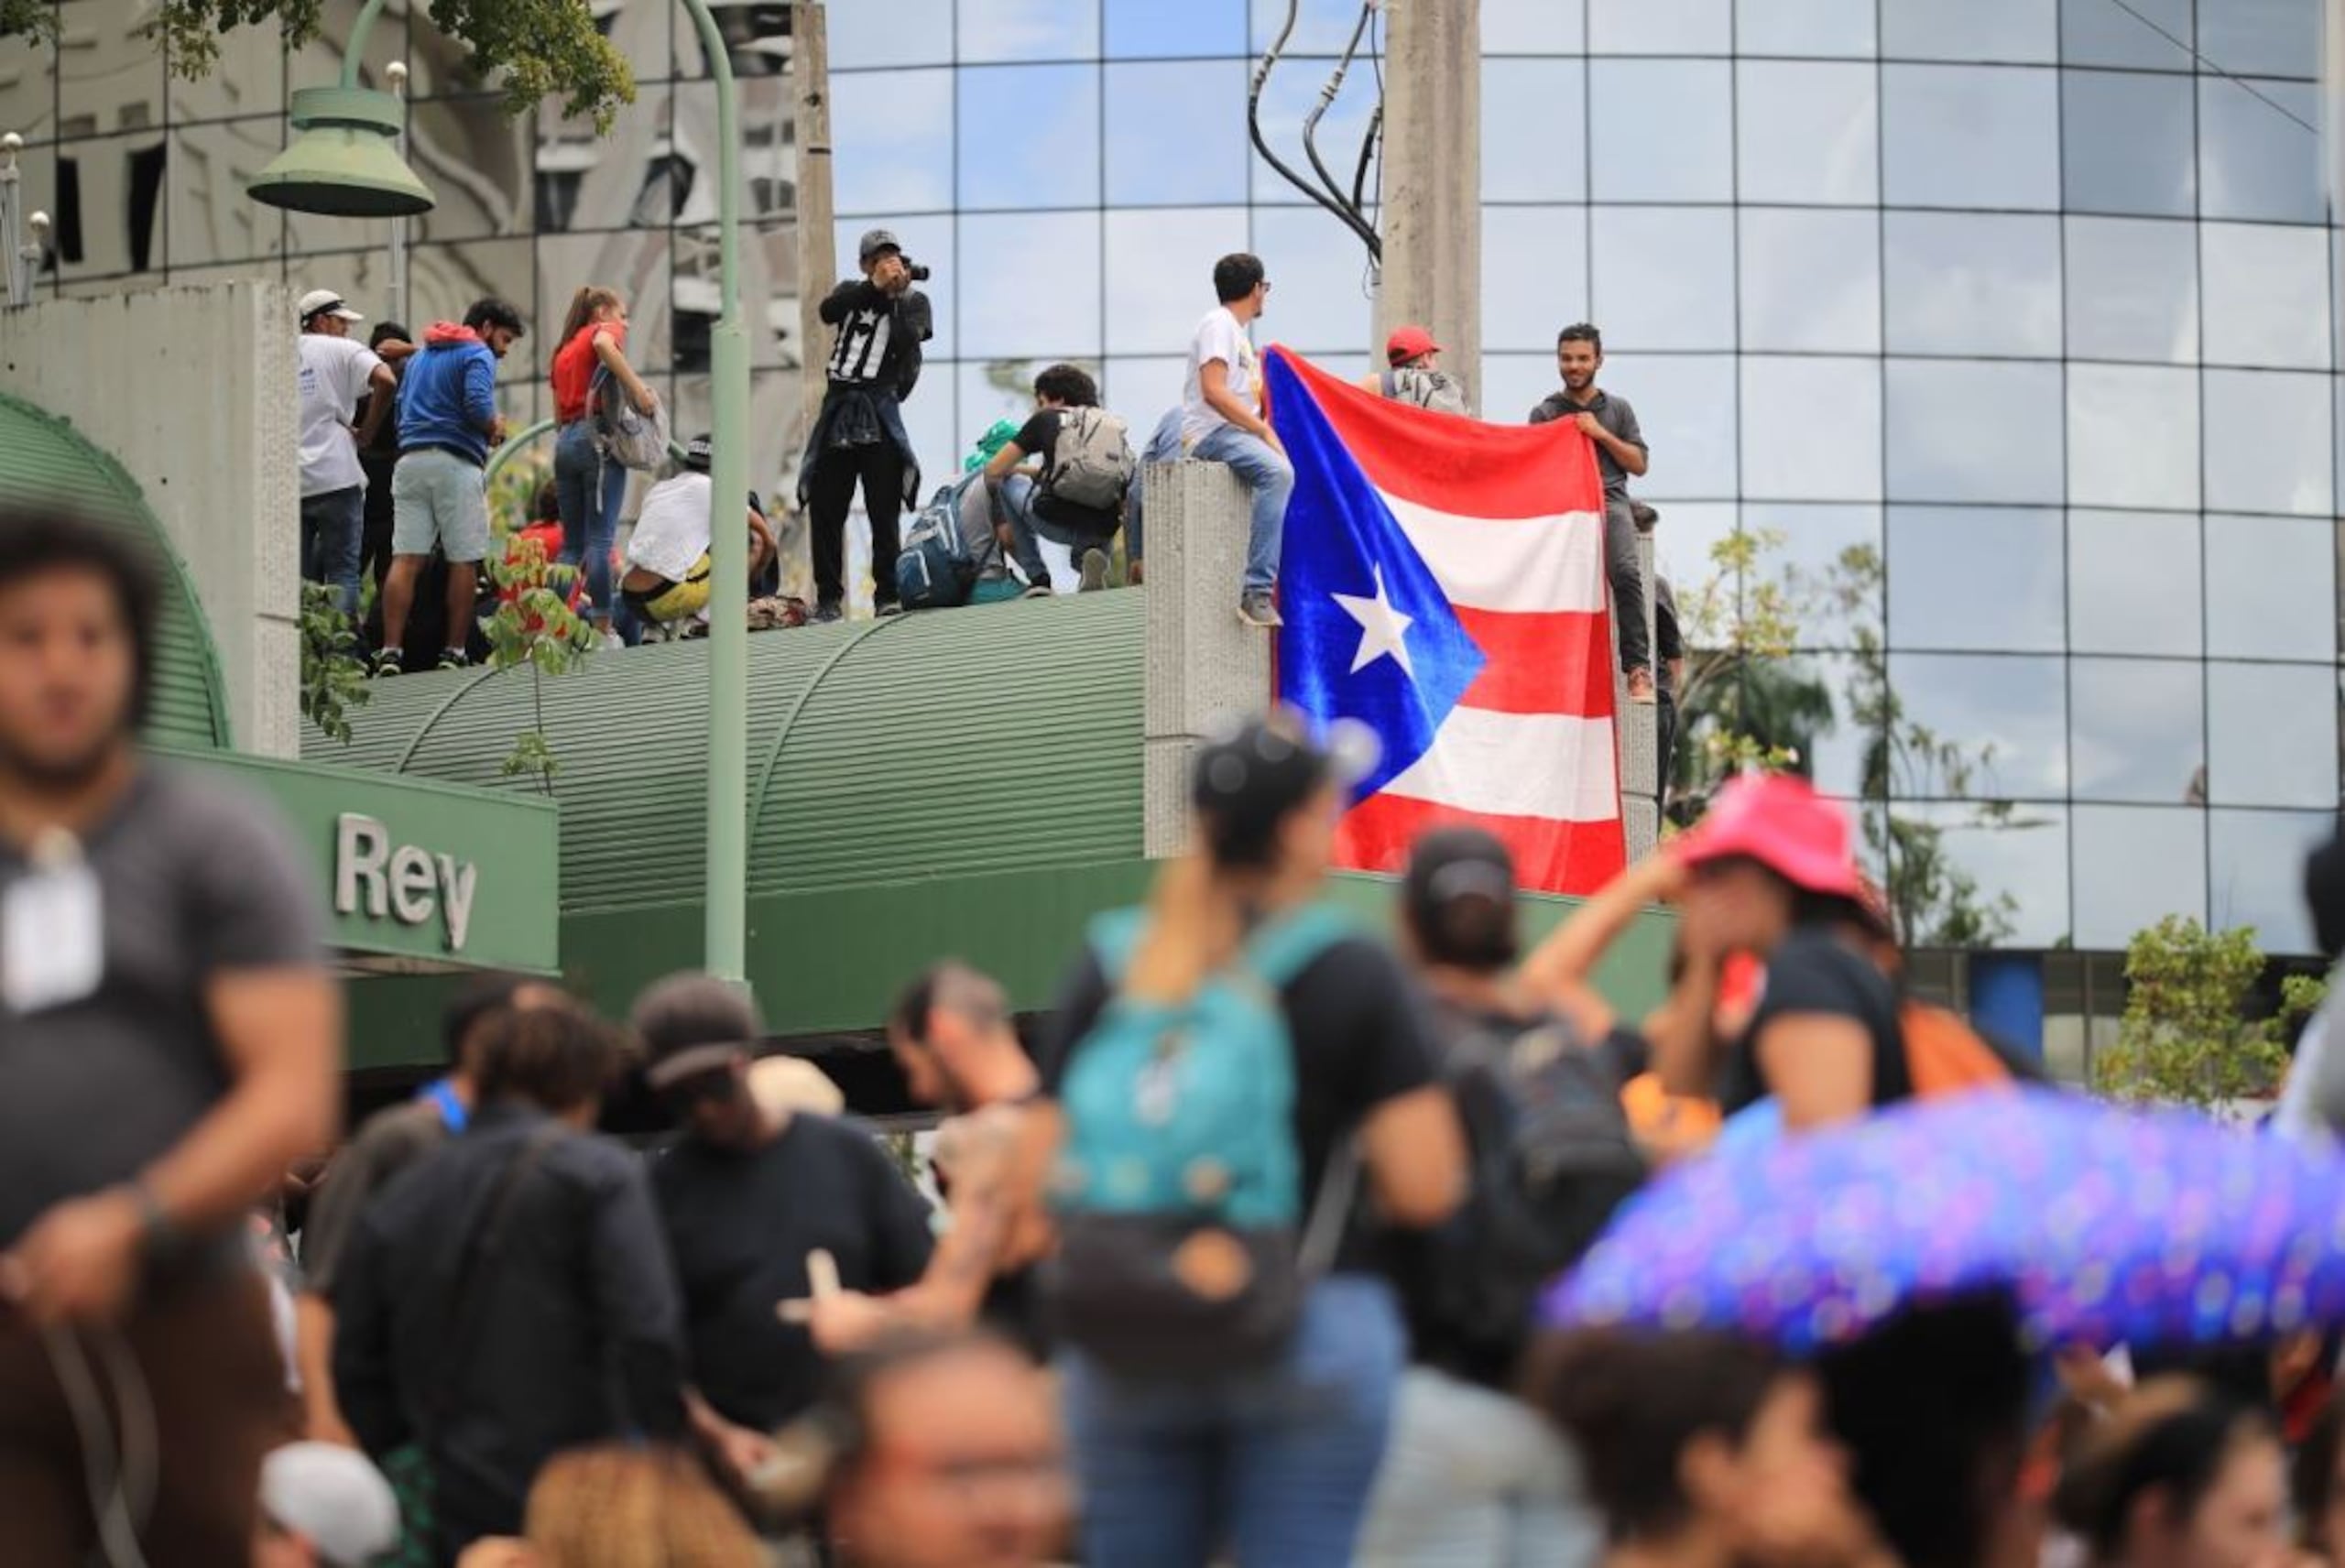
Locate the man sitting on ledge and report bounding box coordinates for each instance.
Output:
[1183,252,1292,630]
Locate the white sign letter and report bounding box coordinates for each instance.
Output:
[335,815,389,919]
[387,845,437,927]
[437,855,477,953]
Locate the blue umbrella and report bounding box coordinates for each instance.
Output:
[1547,1087,2345,1353]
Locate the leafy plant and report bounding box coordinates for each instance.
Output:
[2091,916,2324,1111]
[298,583,370,746]
[483,536,593,794]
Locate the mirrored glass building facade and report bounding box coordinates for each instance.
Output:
[2,0,2339,984]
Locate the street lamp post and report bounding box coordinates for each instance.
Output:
[386,60,409,322]
[250,0,757,987]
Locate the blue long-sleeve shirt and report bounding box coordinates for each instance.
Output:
[397,324,499,465]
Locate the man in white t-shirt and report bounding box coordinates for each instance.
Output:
[295,289,397,618]
[1182,253,1293,628]
[621,435,778,630]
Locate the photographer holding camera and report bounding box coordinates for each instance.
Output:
[797,228,934,622]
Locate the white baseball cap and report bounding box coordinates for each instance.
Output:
[296,289,365,324]
[260,1443,401,1566]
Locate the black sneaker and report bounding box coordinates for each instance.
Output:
[436,648,472,671]
[1237,592,1283,629]
[1020,583,1054,600]
[369,648,404,679]
[812,602,844,626]
[875,603,905,619]
[1078,550,1112,593]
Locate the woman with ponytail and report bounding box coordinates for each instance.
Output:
[549,285,657,641]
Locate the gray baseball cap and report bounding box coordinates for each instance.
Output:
[260,1443,401,1567]
[857,227,904,264]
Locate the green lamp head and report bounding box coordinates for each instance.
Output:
[249,86,434,218]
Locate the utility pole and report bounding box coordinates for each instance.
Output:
[386,61,409,322]
[792,2,835,432]
[1372,0,1480,409]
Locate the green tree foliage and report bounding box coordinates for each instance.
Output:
[2092,916,2323,1111]
[3,0,635,131]
[483,535,593,793]
[298,583,370,745]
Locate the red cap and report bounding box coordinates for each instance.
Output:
[1677,772,1863,899]
[1385,324,1442,365]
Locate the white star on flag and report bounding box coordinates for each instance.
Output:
[1333,562,1417,681]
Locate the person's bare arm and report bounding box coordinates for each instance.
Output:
[374,337,418,365]
[1646,942,1727,1099]
[354,362,398,449]
[983,439,1031,486]
[1520,851,1685,1040]
[295,1295,356,1444]
[1358,1085,1467,1228]
[1752,1014,1875,1130]
[684,1386,779,1486]
[593,330,657,416]
[1201,360,1275,444]
[1572,412,1649,477]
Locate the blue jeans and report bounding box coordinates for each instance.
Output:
[1193,423,1293,595]
[1124,405,1185,568]
[1061,1274,1405,1568]
[300,485,365,618]
[554,419,627,625]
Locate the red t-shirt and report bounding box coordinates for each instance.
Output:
[551,321,621,427]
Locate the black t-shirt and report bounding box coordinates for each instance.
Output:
[1014,409,1123,539]
[1719,929,1910,1114]
[651,1115,935,1429]
[1039,930,1440,1275]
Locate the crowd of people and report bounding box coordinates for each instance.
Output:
[15,482,2345,1567]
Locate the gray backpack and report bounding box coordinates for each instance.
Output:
[1041,408,1137,513]
[1383,367,1469,416]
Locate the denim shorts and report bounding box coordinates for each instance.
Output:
[390,448,491,563]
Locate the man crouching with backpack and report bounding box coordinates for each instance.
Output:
[981,363,1135,594]
[1019,713,1466,1568]
[1357,827,1643,1568]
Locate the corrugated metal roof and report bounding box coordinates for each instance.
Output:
[304,593,1145,911]
[0,392,231,751]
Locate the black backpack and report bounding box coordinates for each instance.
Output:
[1422,1010,1649,1379]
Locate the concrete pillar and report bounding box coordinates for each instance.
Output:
[0,281,300,757]
[791,0,835,440]
[1141,460,1271,857]
[1620,528,1660,859]
[1374,0,1482,409]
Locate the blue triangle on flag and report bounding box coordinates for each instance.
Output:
[1267,354,1487,802]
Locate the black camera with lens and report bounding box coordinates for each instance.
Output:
[900,256,933,283]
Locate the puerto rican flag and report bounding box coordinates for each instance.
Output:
[1266,347,1626,896]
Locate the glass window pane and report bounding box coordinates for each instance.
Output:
[2204,369,2335,517]
[834,216,957,359]
[1487,0,1586,52]
[1251,53,1383,206]
[1895,804,2072,949]
[1882,212,2062,358]
[1738,0,1878,58]
[1248,207,1372,356]
[2198,0,2322,80]
[1649,504,1741,603]
[1589,60,1732,204]
[2208,662,2338,808]
[833,70,954,214]
[2063,217,2198,364]
[167,16,286,120]
[1887,360,2065,504]
[2206,514,2338,661]
[1486,354,1568,430]
[1883,65,2060,210]
[2201,223,2331,372]
[1112,0,1248,56]
[958,211,1101,359]
[2067,509,2202,657]
[830,0,954,67]
[2200,77,2324,223]
[401,97,533,247]
[2073,806,2208,946]
[1885,654,2068,800]
[1787,653,1887,798]
[959,66,1098,211]
[1591,208,1734,352]
[1103,355,1188,430]
[1485,208,1588,354]
[1736,60,1879,207]
[1740,358,1883,503]
[2210,811,2330,955]
[1744,503,1883,649]
[1616,355,1738,501]
[1740,209,1881,354]
[1882,0,2056,62]
[1483,61,1587,203]
[168,119,285,269]
[1251,0,1390,54]
[1589,0,1729,54]
[958,0,1100,62]
[2067,364,2199,511]
[1105,207,1251,357]
[2070,659,2205,804]
[1106,62,1250,207]
[2061,69,2195,218]
[1888,507,2064,652]
[2060,0,2192,70]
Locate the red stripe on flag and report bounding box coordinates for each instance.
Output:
[1336,792,1628,898]
[1453,606,1620,719]
[1267,345,1607,521]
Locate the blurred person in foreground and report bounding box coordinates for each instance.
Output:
[1021,712,1467,1566]
[2293,1390,2345,1567]
[2054,1377,2295,1568]
[1359,827,1645,1567]
[632,973,933,1497]
[333,1006,683,1559]
[453,1444,762,1568]
[0,506,341,1564]
[256,1441,402,1568]
[2274,827,2345,1141]
[1530,1328,1894,1568]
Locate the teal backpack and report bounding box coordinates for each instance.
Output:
[1044,902,1357,1375]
